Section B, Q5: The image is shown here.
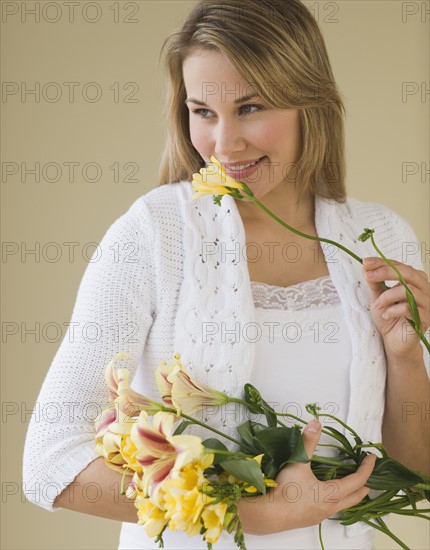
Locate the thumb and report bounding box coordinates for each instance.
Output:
[302,420,322,462]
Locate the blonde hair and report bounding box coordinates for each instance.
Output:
[158,0,346,201]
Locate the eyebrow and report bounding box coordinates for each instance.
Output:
[185,93,260,106]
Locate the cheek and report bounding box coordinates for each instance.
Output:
[189,120,212,159]
[250,118,288,152]
[258,120,300,156]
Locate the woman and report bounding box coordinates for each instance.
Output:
[23,1,429,549]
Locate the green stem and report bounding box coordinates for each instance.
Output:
[369,233,430,353]
[264,407,352,445]
[247,191,363,264]
[315,413,361,442]
[356,443,388,458]
[120,466,131,495]
[227,397,249,406]
[204,448,253,459]
[311,456,354,468]
[361,517,410,550]
[415,482,430,491]
[163,407,242,447]
[318,522,325,550]
[240,183,429,352]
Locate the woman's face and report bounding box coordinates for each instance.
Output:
[183,48,302,200]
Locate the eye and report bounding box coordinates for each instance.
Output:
[239,104,262,115]
[191,108,214,119]
[192,104,263,119]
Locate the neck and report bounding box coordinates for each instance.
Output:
[235,184,315,232]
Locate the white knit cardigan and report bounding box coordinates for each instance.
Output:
[23,181,426,525]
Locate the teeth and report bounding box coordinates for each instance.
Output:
[226,158,261,171]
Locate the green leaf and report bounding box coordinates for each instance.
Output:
[237,421,266,455]
[220,457,266,494]
[323,426,356,456]
[262,458,279,480]
[203,438,229,465]
[261,399,277,427]
[367,457,425,490]
[172,420,193,435]
[254,426,309,469]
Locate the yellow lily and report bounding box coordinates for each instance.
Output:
[191,156,244,200]
[201,501,228,544]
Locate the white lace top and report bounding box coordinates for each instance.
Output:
[118,276,374,550]
[249,275,351,441]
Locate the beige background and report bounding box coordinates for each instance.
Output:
[2,0,429,549]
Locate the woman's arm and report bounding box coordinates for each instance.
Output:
[382,351,430,475]
[363,256,430,475]
[54,457,138,522]
[22,197,156,511]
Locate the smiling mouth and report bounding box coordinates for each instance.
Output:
[223,157,266,171]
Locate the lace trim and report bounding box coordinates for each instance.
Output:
[251,275,339,311]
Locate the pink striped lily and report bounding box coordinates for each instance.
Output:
[131,411,204,504]
[95,353,163,472]
[95,406,138,474]
[154,355,180,407]
[155,353,229,416]
[105,352,163,416]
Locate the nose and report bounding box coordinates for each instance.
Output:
[213,118,247,158]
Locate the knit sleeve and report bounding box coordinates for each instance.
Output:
[22,196,156,512]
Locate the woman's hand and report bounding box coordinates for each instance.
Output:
[237,421,376,535]
[363,256,430,360]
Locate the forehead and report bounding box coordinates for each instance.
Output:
[182,49,254,100]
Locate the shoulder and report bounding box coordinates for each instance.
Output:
[339,196,416,236]
[334,196,422,268]
[113,181,193,236]
[135,181,192,214]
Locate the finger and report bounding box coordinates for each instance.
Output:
[380,302,428,326]
[373,283,427,311]
[362,267,386,302]
[363,257,427,279]
[334,485,370,514]
[363,261,427,288]
[301,420,322,464]
[336,454,377,500]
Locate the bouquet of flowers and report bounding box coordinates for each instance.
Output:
[95,352,430,550]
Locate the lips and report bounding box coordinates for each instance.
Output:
[223,157,265,171]
[223,156,267,179]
